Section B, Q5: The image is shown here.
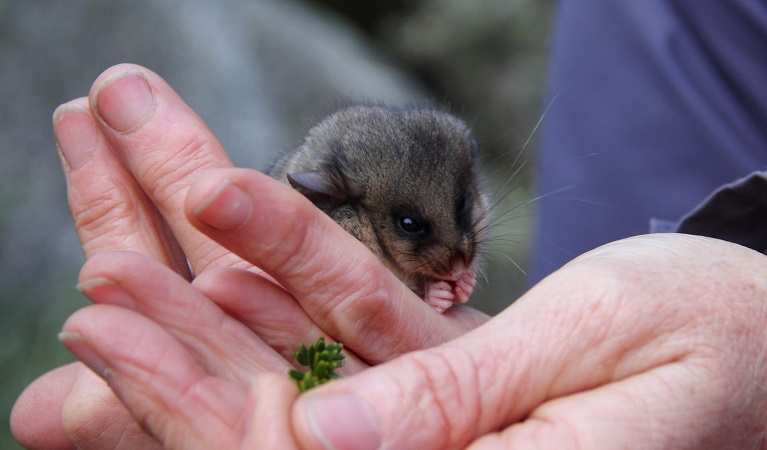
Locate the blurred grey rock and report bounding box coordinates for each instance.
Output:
[0,0,424,304]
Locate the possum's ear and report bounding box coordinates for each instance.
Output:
[287,168,363,210]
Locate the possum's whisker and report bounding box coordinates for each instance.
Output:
[504,255,529,278]
[509,91,559,171]
[485,92,560,212]
[477,265,490,284]
[487,186,574,230]
[487,160,529,209]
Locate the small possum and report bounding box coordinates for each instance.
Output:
[269,105,489,313]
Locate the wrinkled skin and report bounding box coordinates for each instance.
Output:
[10,64,487,450]
[11,64,767,449]
[59,229,767,449]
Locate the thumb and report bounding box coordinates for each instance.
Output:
[287,286,587,449]
[289,316,544,450]
[288,235,737,449]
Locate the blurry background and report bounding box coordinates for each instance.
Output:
[0,0,553,446]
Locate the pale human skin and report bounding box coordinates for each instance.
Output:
[10,64,487,449]
[12,64,767,449]
[61,233,767,450]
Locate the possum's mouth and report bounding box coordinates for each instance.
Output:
[422,274,456,291]
[405,271,448,289]
[408,275,444,297]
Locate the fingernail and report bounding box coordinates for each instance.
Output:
[77,277,137,310]
[59,331,110,378]
[305,394,381,450]
[194,180,253,230]
[53,104,98,171]
[95,70,155,133]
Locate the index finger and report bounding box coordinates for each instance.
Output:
[289,235,767,449]
[87,64,245,274]
[185,168,489,363]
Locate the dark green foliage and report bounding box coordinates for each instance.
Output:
[289,337,345,392]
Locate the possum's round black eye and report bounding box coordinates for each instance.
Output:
[457,196,467,214]
[398,216,424,234]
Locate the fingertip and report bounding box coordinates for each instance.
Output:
[10,364,81,450]
[184,169,231,227]
[52,97,90,122]
[58,326,110,380]
[53,100,99,171]
[242,373,304,449]
[294,392,382,450]
[88,63,153,99]
[91,67,156,133]
[76,276,139,310]
[191,178,253,231]
[185,168,305,235]
[78,250,143,284]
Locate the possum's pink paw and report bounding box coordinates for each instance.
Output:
[422,263,478,313]
[452,267,477,304]
[424,280,454,313]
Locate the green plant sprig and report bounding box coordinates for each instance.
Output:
[289,337,345,392]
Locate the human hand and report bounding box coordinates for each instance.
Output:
[11,64,488,449]
[61,234,767,448]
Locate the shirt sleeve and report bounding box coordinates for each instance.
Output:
[651,171,767,255]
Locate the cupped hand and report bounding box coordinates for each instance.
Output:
[61,234,767,448]
[11,64,488,449]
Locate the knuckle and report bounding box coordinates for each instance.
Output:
[141,136,222,207]
[71,184,141,238]
[246,198,333,281]
[400,349,484,447]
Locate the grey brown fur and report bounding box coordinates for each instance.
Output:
[269,105,489,310]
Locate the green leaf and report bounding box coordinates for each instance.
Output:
[289,337,345,393]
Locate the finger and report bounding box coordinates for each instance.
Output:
[87,64,242,273]
[62,367,160,450]
[11,362,159,450]
[289,235,767,449]
[53,99,189,276]
[77,251,290,379]
[10,363,79,450]
[192,267,369,375]
[61,304,247,450]
[243,372,302,449]
[185,168,490,364]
